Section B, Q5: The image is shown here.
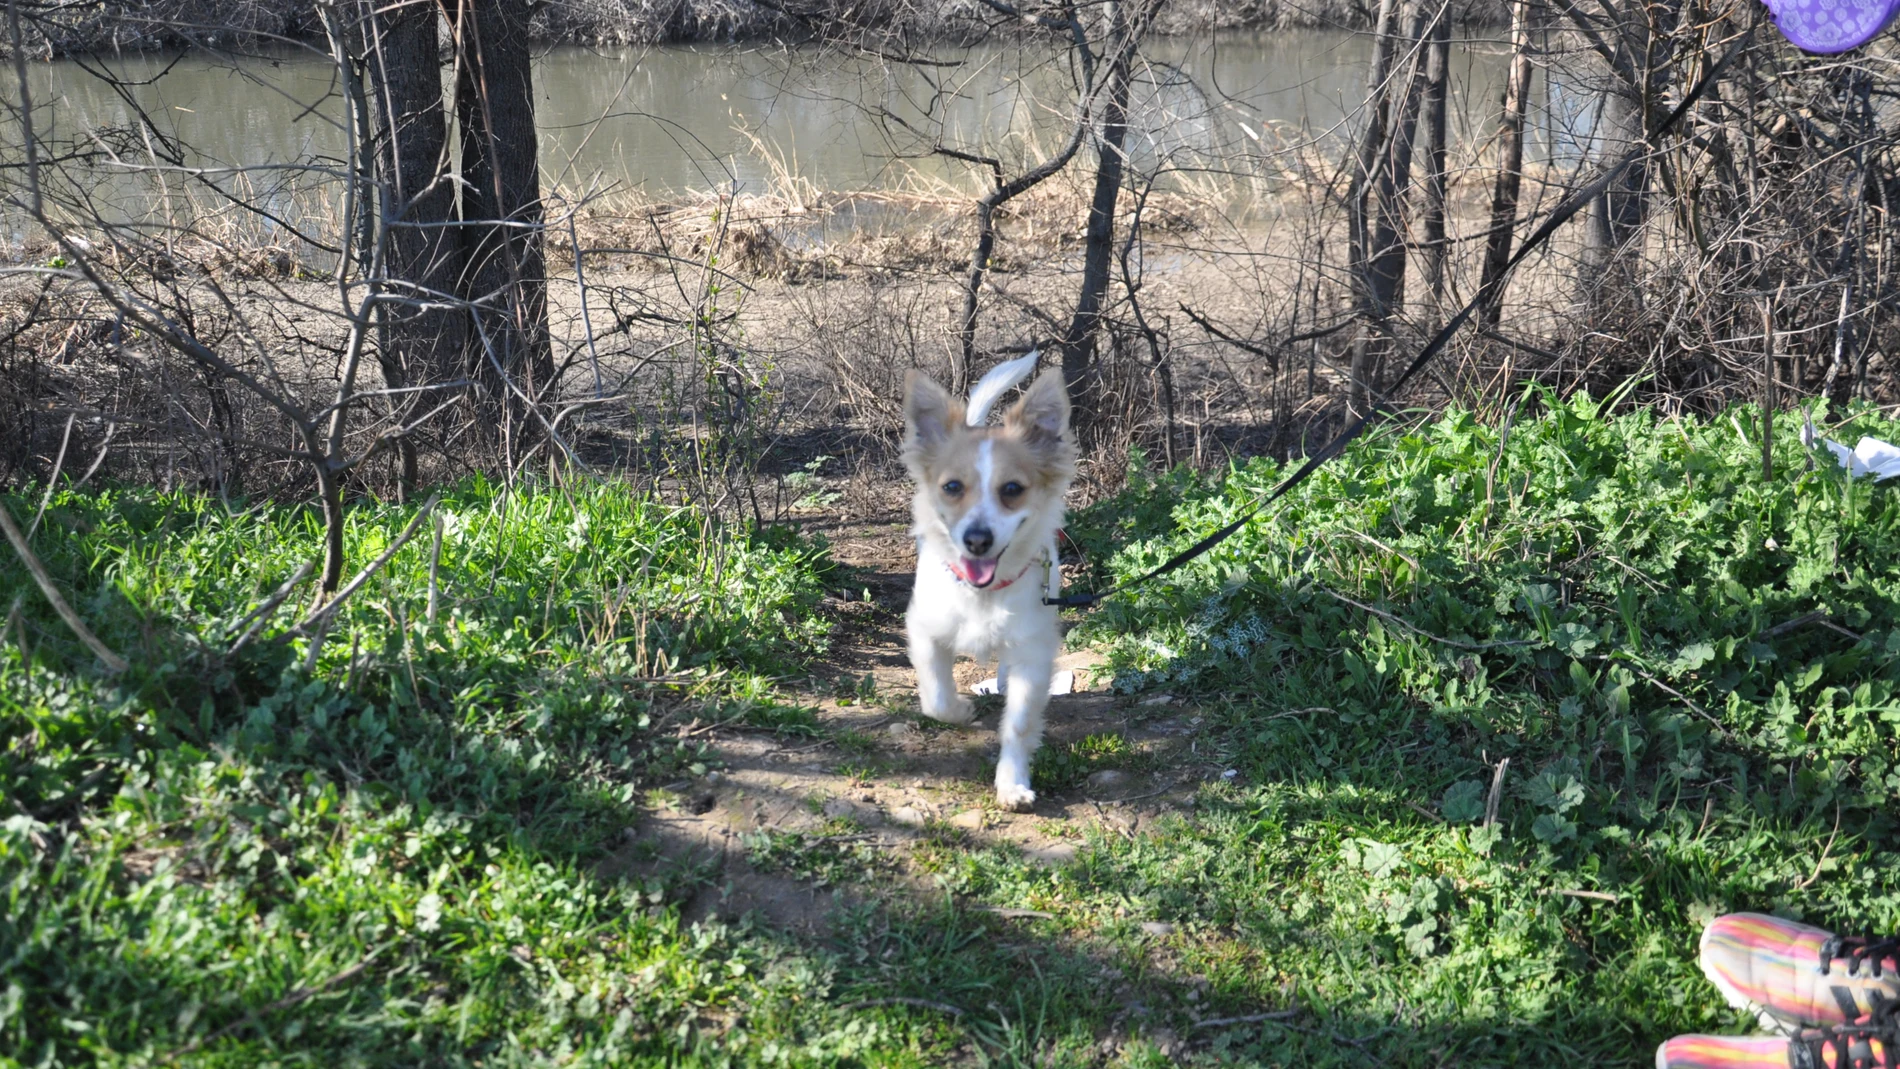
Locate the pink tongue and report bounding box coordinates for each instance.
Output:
[963,557,998,586]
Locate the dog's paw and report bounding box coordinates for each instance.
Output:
[996,782,1037,812]
[922,694,976,726]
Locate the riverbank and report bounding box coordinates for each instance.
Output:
[12,0,1507,57]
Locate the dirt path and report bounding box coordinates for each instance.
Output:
[605,512,1222,933]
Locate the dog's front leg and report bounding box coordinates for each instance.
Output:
[910,630,973,725]
[994,659,1050,811]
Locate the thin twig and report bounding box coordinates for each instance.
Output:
[28,413,74,539]
[1483,757,1509,829]
[1593,656,1728,736]
[838,997,965,1017]
[1086,778,1179,805]
[426,512,443,625]
[1794,806,1842,891]
[1265,707,1333,722]
[73,421,116,489]
[301,611,334,675]
[228,561,318,655]
[1338,529,1422,576]
[1544,888,1620,903]
[770,738,833,756]
[1760,611,1827,638]
[294,494,441,633]
[0,500,128,673]
[162,944,387,1063]
[1193,1009,1301,1029]
[1817,619,1866,642]
[978,906,1056,919]
[1322,589,1534,651]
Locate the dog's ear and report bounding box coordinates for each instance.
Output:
[1005,369,1071,449]
[903,370,962,461]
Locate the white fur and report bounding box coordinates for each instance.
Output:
[964,353,1039,427]
[944,441,1030,567]
[907,415,1067,811]
[907,529,1061,811]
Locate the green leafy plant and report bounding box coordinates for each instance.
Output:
[0,480,836,1064]
[783,454,842,511]
[1031,732,1134,791]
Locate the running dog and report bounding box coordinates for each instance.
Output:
[902,355,1074,810]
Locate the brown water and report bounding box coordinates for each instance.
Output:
[10,32,1583,240]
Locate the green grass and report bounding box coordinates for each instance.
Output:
[1033,732,1140,792]
[4,394,1900,1067]
[1053,390,1900,1062]
[0,481,849,1066]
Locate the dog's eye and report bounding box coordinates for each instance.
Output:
[942,480,963,496]
[1000,481,1025,499]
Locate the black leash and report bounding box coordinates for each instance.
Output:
[1048,32,1751,609]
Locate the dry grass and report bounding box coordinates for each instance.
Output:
[557,179,1225,282]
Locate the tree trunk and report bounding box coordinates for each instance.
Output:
[1477,0,1534,327]
[1347,0,1425,416]
[1573,0,1681,324]
[957,199,1000,396]
[1345,0,1398,418]
[360,0,463,495]
[1062,0,1137,417]
[1577,73,1646,316]
[450,0,552,451]
[1416,0,1452,327]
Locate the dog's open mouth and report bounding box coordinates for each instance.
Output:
[959,556,1000,587]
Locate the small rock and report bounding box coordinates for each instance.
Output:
[889,805,927,827]
[1140,921,1176,936]
[1025,842,1078,867]
[910,779,925,788]
[823,797,873,822]
[888,722,914,739]
[1139,694,1175,706]
[1220,769,1239,781]
[705,771,723,784]
[1085,769,1130,793]
[950,810,985,830]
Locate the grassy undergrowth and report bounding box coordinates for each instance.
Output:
[0,481,846,1066]
[1053,391,1900,1063]
[5,395,1900,1067]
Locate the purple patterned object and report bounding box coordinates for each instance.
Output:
[1763,0,1900,53]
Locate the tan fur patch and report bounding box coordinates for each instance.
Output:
[903,370,1075,539]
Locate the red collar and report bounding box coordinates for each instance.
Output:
[947,556,1038,591]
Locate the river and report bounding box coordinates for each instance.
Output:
[11,31,1597,240]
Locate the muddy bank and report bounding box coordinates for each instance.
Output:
[13,0,1506,57]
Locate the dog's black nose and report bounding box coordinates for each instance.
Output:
[963,526,994,557]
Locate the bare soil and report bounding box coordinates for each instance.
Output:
[601,513,1223,935]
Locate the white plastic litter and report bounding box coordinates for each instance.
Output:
[970,670,1074,697]
[1818,436,1900,481]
